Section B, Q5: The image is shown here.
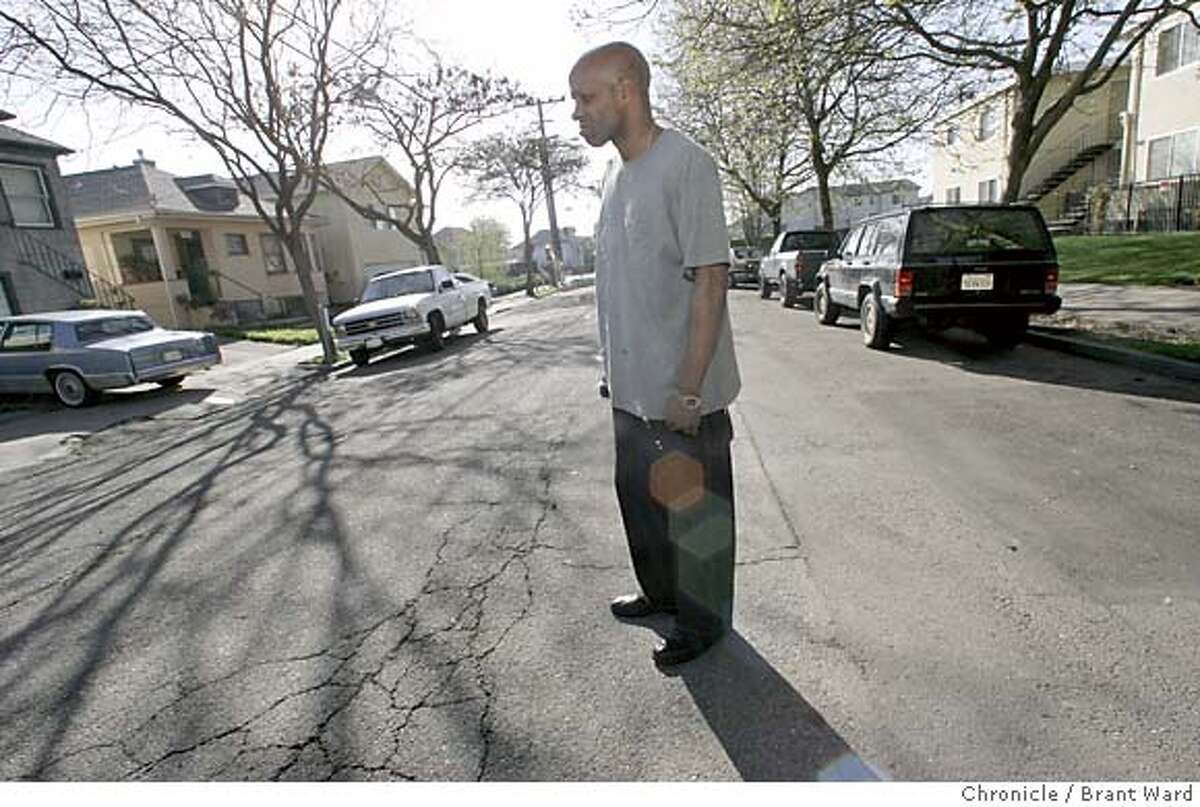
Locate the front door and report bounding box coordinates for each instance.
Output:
[172,230,218,304]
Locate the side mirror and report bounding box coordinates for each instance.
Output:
[440,279,454,291]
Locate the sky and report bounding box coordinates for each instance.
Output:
[5,0,661,245]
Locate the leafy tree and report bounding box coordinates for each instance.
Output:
[663,0,954,231]
[0,0,386,363]
[660,33,813,236]
[463,217,511,278]
[876,0,1198,201]
[463,128,587,295]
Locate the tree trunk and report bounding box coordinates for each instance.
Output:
[1004,90,1039,204]
[419,233,442,265]
[522,218,536,297]
[815,165,835,231]
[283,231,336,364]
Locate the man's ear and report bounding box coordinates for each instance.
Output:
[613,75,630,103]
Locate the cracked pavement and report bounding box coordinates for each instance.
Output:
[2,289,1199,780]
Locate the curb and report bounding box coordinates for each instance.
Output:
[1026,327,1200,383]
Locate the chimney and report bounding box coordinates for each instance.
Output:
[133,149,155,168]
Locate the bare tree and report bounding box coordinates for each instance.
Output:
[877,0,1198,201]
[462,129,587,296]
[323,54,530,264]
[0,0,388,363]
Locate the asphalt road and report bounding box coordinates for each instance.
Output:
[1,288,1197,781]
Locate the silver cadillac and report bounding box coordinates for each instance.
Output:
[0,310,222,407]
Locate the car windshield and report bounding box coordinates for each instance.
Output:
[362,271,434,301]
[782,232,836,252]
[75,316,156,343]
[908,208,1051,257]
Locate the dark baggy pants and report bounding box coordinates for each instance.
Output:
[612,407,736,641]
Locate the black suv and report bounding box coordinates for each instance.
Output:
[813,205,1062,349]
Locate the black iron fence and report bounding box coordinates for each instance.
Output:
[1090,174,1200,234]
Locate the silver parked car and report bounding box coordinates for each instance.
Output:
[0,310,222,407]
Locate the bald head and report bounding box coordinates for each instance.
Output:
[572,41,652,110]
[570,41,657,152]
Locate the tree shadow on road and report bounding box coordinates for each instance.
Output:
[0,303,604,780]
[671,631,883,781]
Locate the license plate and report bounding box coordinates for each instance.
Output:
[365,337,383,349]
[961,273,994,291]
[162,349,183,362]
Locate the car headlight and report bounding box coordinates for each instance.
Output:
[334,323,347,337]
[402,307,420,322]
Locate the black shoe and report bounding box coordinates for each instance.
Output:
[652,631,721,667]
[610,594,675,619]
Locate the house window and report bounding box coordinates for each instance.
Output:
[977,179,999,202]
[260,233,288,273]
[946,186,962,204]
[224,233,249,256]
[1147,129,1200,179]
[977,106,998,141]
[946,125,959,146]
[1156,22,1200,76]
[110,229,163,285]
[0,163,55,227]
[387,205,405,231]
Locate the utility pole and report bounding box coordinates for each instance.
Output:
[536,97,564,286]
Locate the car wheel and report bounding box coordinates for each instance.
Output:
[51,370,97,408]
[814,283,839,325]
[983,313,1029,350]
[758,275,771,299]
[861,292,893,350]
[156,376,185,388]
[473,301,490,334]
[780,274,796,308]
[350,348,370,367]
[427,311,446,351]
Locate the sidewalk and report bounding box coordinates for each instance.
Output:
[1029,281,1200,383]
[1036,282,1200,340]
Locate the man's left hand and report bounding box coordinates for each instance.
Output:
[664,392,702,436]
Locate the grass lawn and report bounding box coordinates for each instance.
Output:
[212,325,319,346]
[1053,232,1200,286]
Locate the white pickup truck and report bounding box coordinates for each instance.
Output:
[332,265,491,366]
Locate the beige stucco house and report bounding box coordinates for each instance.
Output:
[1121,10,1200,184]
[930,66,1130,228]
[300,157,424,306]
[64,155,327,328]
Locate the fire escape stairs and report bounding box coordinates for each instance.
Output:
[10,226,137,310]
[1023,141,1117,235]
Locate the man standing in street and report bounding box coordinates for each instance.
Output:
[569,42,741,668]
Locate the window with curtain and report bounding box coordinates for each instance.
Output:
[260,233,288,274]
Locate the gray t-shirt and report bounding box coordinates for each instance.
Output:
[595,129,741,420]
